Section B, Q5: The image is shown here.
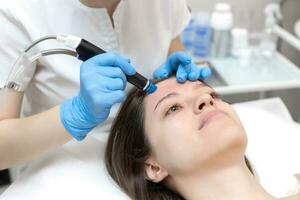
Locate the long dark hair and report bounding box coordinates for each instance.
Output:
[105,83,254,200]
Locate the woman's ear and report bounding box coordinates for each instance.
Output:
[144,157,168,183]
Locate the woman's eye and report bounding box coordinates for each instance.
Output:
[210,92,220,99]
[165,104,182,116]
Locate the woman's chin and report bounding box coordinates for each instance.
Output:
[202,119,248,155]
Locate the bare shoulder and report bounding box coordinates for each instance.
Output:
[280,192,300,200]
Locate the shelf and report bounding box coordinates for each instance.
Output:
[196,53,300,95]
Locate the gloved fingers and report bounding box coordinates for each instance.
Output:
[85,53,136,76]
[187,63,201,81]
[167,52,192,71]
[94,66,127,84]
[153,52,192,80]
[106,77,126,91]
[153,63,170,79]
[199,66,212,80]
[176,64,188,83]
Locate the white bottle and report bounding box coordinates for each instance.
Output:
[210,3,234,57]
[260,4,279,59]
[231,28,249,57]
[231,28,251,66]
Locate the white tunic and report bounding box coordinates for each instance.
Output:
[0,0,191,136]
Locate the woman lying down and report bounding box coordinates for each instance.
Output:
[105,77,300,200]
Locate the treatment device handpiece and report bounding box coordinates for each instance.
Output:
[75,38,157,94]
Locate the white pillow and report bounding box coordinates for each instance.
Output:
[1,98,299,199]
[234,99,300,197]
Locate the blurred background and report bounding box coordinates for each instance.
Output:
[182,0,300,121]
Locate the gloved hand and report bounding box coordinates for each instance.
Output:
[153,51,211,83]
[60,53,136,141]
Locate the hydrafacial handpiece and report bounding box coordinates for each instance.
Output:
[57,35,157,94]
[3,35,78,92]
[3,35,157,94]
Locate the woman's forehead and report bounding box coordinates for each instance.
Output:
[144,78,210,107]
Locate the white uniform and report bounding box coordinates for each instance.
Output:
[0,0,190,136]
[0,0,190,195]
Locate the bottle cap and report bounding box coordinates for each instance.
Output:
[215,3,231,12]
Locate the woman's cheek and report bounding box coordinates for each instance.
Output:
[161,112,189,133]
[216,102,241,124]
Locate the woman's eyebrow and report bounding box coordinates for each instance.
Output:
[154,92,179,112]
[153,85,216,112]
[194,83,217,94]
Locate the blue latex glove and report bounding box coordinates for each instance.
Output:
[153,52,211,83]
[60,53,136,141]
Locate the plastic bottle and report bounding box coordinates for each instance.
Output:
[231,28,249,57]
[192,12,212,58]
[181,18,195,54]
[259,32,277,59]
[231,28,251,66]
[260,5,279,59]
[210,3,234,57]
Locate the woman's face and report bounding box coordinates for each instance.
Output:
[143,78,247,178]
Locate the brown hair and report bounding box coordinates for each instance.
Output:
[105,81,254,200]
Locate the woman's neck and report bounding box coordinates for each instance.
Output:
[173,161,278,200]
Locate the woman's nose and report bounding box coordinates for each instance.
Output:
[194,95,214,113]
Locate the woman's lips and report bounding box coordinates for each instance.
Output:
[198,110,227,130]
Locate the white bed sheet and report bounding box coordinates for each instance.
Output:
[1,97,300,199]
[1,138,130,200]
[234,98,300,196]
